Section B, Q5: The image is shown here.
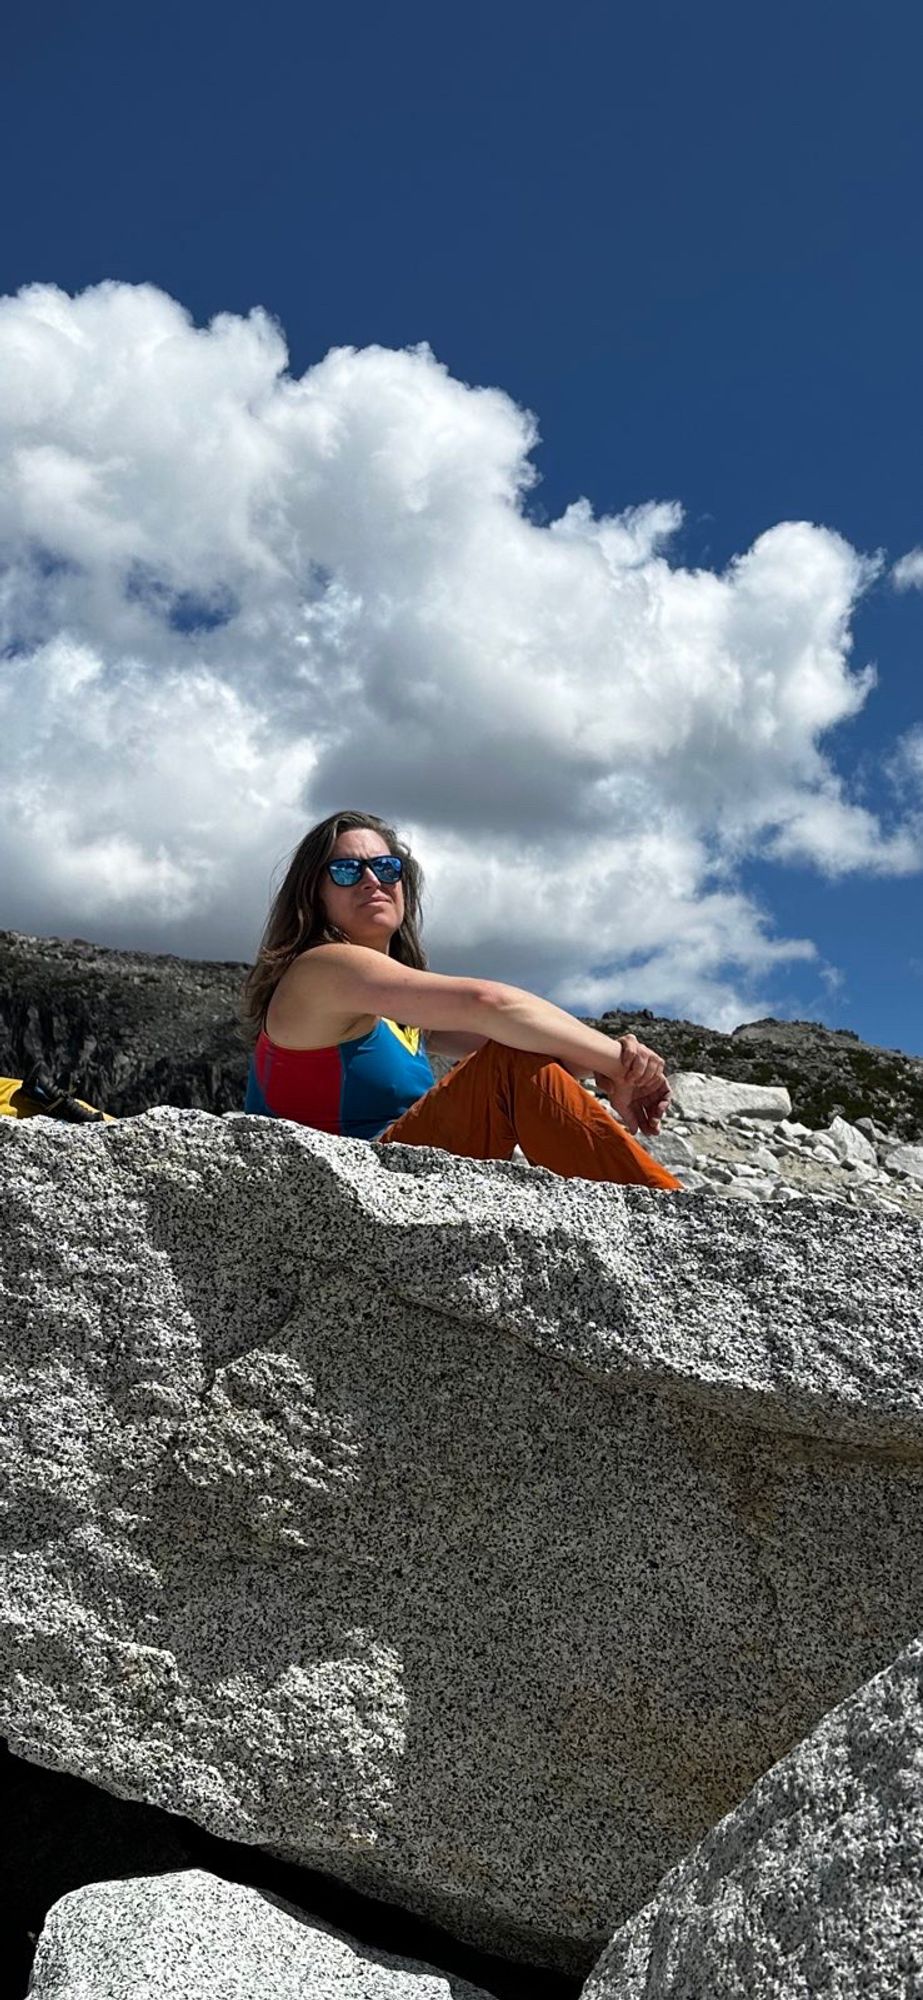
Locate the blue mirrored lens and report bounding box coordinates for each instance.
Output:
[327,856,403,886]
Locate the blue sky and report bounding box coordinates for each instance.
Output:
[2,0,922,1050]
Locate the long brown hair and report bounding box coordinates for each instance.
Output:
[240,808,428,1041]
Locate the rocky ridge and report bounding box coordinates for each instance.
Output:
[598,1006,923,1141]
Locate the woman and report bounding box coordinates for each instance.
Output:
[242,809,681,1189]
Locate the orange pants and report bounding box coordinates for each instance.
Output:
[377,1042,682,1189]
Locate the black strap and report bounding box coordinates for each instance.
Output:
[19,1060,106,1123]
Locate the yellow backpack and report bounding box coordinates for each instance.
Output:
[0,1062,114,1123]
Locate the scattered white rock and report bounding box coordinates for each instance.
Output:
[885,1144,923,1183]
[824,1116,878,1168]
[660,1092,923,1221]
[667,1074,792,1123]
[646,1133,696,1170]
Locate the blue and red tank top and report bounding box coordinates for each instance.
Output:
[244,1016,435,1140]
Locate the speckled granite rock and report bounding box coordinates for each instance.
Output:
[3,1109,923,1974]
[28,1869,493,1999]
[581,1636,923,2000]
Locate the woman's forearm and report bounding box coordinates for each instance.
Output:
[471,983,624,1078]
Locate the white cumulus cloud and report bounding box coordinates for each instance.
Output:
[892,548,923,590]
[1,279,920,1027]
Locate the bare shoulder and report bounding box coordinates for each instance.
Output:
[267,944,492,1045]
[265,946,376,1049]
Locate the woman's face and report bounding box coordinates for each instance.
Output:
[318,827,406,954]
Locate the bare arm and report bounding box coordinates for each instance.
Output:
[292,945,628,1074]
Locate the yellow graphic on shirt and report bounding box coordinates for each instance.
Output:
[383,1018,422,1057]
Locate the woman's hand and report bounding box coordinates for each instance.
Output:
[595,1034,671,1136]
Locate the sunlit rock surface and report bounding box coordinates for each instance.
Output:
[2,1108,923,1971]
[28,1869,493,2000]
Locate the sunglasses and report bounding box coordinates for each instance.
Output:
[325,854,404,888]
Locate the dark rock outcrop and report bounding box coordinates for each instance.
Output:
[1,930,921,1138]
[0,930,252,1117]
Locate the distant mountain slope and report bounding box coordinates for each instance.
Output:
[1,930,921,1138]
[594,1008,923,1140]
